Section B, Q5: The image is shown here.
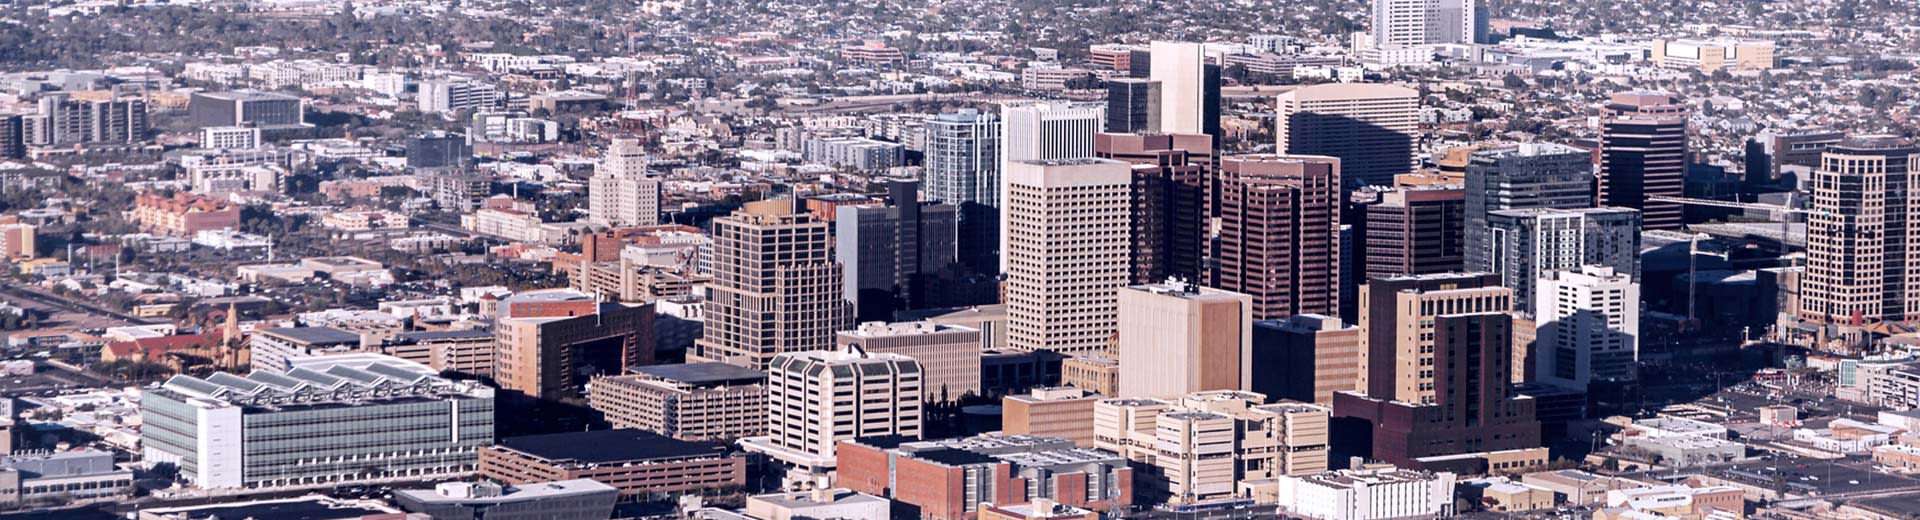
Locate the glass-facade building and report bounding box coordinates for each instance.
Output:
[141,357,495,490]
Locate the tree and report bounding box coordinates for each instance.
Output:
[1502,72,1526,89]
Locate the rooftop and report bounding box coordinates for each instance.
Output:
[629,362,769,385]
[494,429,732,464]
[257,326,361,346]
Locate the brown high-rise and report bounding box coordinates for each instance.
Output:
[1210,154,1341,320]
[1332,273,1542,469]
[1800,136,1920,330]
[1361,182,1465,283]
[1096,133,1213,284]
[1600,92,1688,231]
[691,200,852,369]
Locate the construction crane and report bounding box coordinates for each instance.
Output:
[1651,194,1821,327]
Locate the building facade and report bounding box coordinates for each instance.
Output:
[1003,159,1133,355]
[1273,84,1417,186]
[691,200,851,369]
[1210,154,1342,320]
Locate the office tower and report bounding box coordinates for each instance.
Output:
[1105,79,1160,133]
[836,321,982,402]
[1463,143,1598,273]
[588,138,661,227]
[836,180,959,321]
[493,290,655,401]
[1117,281,1254,399]
[188,90,304,129]
[587,362,769,441]
[1361,182,1466,282]
[1002,387,1100,447]
[1534,266,1640,395]
[0,114,22,159]
[407,132,472,169]
[1096,133,1213,283]
[1210,154,1341,320]
[1745,128,1843,186]
[1148,42,1221,138]
[1800,136,1920,328]
[692,200,851,369]
[999,102,1106,276]
[1003,159,1132,355]
[1600,92,1688,231]
[1372,0,1480,46]
[1484,207,1642,313]
[1334,273,1541,468]
[1252,314,1361,405]
[740,345,922,476]
[1274,84,1418,186]
[924,109,1003,275]
[141,357,494,489]
[22,94,148,145]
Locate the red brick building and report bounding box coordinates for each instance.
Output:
[837,436,1131,520]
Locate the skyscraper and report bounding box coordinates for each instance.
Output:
[1534,266,1641,395]
[998,102,1105,273]
[1360,182,1466,282]
[1004,158,1132,356]
[1484,207,1642,313]
[1372,0,1481,47]
[1799,136,1920,328]
[1600,92,1688,231]
[1105,79,1161,134]
[836,180,959,322]
[1274,84,1418,186]
[1334,273,1542,468]
[1148,42,1221,138]
[1210,154,1342,320]
[1463,143,1598,274]
[589,138,662,227]
[691,200,852,369]
[1116,281,1254,399]
[1096,132,1213,283]
[923,110,1003,276]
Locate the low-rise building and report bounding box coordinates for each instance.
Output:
[393,479,618,520]
[246,326,363,373]
[478,429,745,498]
[1520,469,1646,505]
[1274,465,1456,520]
[1002,387,1099,448]
[131,192,240,237]
[0,449,133,507]
[746,488,891,520]
[1460,477,1554,513]
[837,435,1133,520]
[588,362,768,441]
[1599,484,1744,520]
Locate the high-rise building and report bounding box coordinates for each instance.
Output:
[1800,136,1920,328]
[1003,159,1132,355]
[589,138,661,227]
[1210,154,1341,320]
[691,200,851,369]
[587,362,769,441]
[21,94,148,146]
[1148,42,1221,138]
[1484,207,1641,313]
[1251,314,1361,405]
[1335,273,1542,469]
[740,345,922,476]
[836,321,982,402]
[1095,133,1213,283]
[1463,143,1598,273]
[493,290,655,401]
[1360,182,1466,283]
[1105,79,1160,134]
[1600,92,1688,231]
[1372,0,1481,46]
[0,114,24,159]
[999,103,1106,276]
[1534,266,1641,394]
[1274,84,1418,186]
[1744,128,1843,186]
[140,357,494,489]
[1117,281,1253,399]
[836,180,959,321]
[923,110,1002,276]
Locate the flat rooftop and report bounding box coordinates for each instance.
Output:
[630,362,768,385]
[495,429,732,464]
[258,326,362,345]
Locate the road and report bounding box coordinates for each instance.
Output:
[0,281,156,326]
